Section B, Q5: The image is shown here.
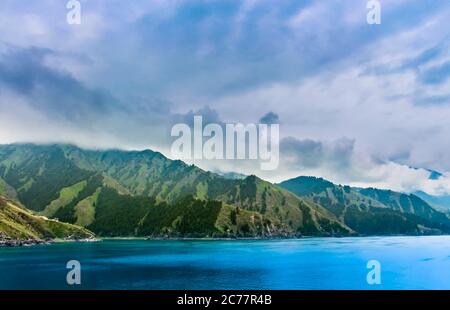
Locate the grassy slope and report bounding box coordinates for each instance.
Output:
[0,145,93,212]
[74,188,101,227]
[0,195,94,240]
[359,188,450,224]
[0,144,351,237]
[212,175,352,236]
[414,191,450,214]
[40,180,87,217]
[8,144,445,237]
[87,187,302,238]
[279,176,450,234]
[0,176,17,200]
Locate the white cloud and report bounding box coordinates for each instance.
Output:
[1,0,450,195]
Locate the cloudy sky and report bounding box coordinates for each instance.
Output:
[1,0,450,195]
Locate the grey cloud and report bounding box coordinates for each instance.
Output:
[180,106,222,127]
[414,94,450,106]
[259,112,279,124]
[0,45,191,150]
[327,138,355,170]
[280,137,324,169]
[0,46,240,152]
[0,46,116,124]
[280,136,355,171]
[0,0,449,194]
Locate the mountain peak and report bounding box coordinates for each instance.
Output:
[0,144,352,237]
[278,176,335,196]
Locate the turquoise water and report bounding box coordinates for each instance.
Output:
[0,236,449,290]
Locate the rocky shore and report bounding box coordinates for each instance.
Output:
[0,237,50,247]
[0,234,98,247]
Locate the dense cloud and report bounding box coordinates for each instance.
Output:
[0,0,450,194]
[0,46,115,123]
[259,112,280,125]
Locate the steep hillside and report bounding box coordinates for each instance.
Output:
[279,176,450,235]
[211,175,350,236]
[0,144,351,237]
[88,188,296,238]
[358,187,450,231]
[0,144,93,212]
[414,191,450,214]
[0,195,94,241]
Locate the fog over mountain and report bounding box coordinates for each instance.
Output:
[1,0,450,195]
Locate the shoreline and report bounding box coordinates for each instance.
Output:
[107,234,450,241]
[0,237,99,247]
[2,234,449,247]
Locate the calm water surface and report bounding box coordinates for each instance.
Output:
[0,236,449,289]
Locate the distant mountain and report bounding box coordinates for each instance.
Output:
[278,176,450,235]
[0,144,350,237]
[414,191,450,214]
[427,170,443,180]
[408,168,450,213]
[358,187,450,227]
[0,195,93,241]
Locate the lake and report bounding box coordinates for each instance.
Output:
[0,236,449,290]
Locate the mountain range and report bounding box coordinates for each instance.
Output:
[0,143,449,239]
[278,176,450,235]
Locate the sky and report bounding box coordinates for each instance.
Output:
[0,0,450,195]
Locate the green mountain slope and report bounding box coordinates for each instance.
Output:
[0,144,351,237]
[0,144,93,212]
[414,191,450,214]
[88,188,291,238]
[210,175,350,236]
[358,187,450,231]
[0,195,94,241]
[278,176,450,235]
